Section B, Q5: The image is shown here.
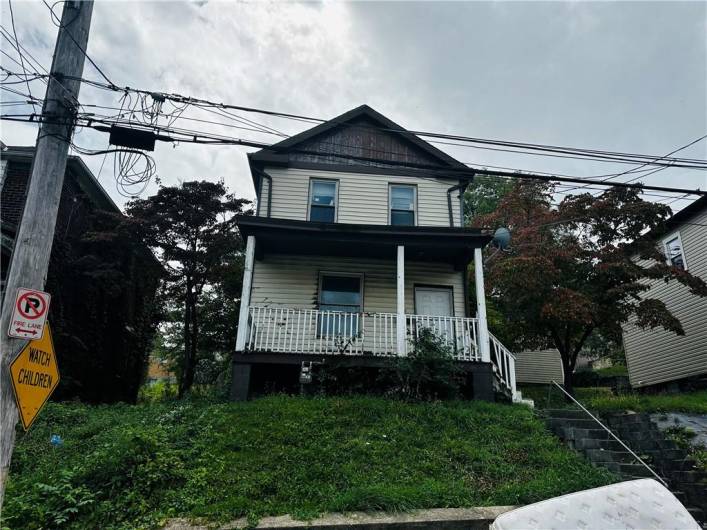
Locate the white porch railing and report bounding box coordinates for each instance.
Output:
[489,332,517,399]
[245,306,516,397]
[247,306,482,360]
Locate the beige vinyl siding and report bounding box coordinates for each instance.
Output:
[250,254,466,316]
[515,349,564,384]
[622,207,707,387]
[260,167,462,227]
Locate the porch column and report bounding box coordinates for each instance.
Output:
[474,247,491,363]
[235,235,256,352]
[396,245,406,355]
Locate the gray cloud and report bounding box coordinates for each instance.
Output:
[2,1,705,209]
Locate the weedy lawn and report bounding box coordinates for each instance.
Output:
[3,396,616,530]
[520,385,707,415]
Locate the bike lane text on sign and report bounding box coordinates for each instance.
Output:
[8,288,51,339]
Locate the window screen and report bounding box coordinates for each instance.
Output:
[390,185,415,226]
[310,180,337,222]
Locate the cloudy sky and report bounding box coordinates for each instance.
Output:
[2,1,705,212]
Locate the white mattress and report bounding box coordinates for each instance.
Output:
[491,479,700,530]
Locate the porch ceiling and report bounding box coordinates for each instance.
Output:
[235,215,492,267]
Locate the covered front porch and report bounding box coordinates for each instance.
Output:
[233,216,517,401]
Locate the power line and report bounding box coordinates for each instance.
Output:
[6,0,37,113]
[8,69,707,169]
[4,109,706,199]
[42,0,117,88]
[565,134,707,195]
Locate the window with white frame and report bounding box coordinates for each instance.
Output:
[309,179,337,222]
[664,233,687,270]
[389,184,416,226]
[318,274,362,336]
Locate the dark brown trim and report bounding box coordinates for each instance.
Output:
[232,352,491,372]
[236,214,490,238]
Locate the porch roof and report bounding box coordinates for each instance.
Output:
[235,216,493,266]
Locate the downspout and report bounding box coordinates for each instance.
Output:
[446,177,472,227]
[253,168,273,217]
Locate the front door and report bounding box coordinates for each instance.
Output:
[415,287,453,317]
[414,287,454,343]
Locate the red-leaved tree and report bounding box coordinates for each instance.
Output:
[476,180,707,394]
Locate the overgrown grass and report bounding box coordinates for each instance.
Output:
[593,365,628,378]
[520,385,707,415]
[518,385,614,410]
[663,426,707,473]
[3,396,616,530]
[588,390,707,414]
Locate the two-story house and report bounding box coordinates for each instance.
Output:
[231,105,518,401]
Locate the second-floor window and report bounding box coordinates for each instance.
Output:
[309,179,337,222]
[389,184,416,226]
[664,233,687,270]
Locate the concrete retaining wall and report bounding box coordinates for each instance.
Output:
[164,506,517,530]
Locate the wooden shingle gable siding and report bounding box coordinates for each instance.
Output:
[622,206,707,387]
[249,105,467,173]
[290,116,450,169]
[258,167,462,227]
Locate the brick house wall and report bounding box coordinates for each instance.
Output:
[1,149,162,403]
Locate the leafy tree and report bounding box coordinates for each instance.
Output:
[476,180,707,394]
[126,181,251,397]
[464,175,515,224]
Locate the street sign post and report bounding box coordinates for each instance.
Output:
[9,324,60,430]
[8,288,51,340]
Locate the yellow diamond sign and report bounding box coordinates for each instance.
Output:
[10,323,60,430]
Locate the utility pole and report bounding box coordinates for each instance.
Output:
[0,0,93,506]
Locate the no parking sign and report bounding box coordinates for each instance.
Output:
[8,288,51,340]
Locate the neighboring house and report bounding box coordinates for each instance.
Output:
[232,105,518,401]
[146,356,176,385]
[1,144,161,403]
[515,349,564,385]
[621,195,707,389]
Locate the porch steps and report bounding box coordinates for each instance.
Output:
[543,408,707,527]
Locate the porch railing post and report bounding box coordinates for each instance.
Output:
[235,235,256,351]
[396,245,406,355]
[474,247,491,363]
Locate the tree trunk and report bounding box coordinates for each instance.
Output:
[562,360,575,398]
[179,287,194,397]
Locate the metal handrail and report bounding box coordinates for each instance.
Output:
[550,381,668,487]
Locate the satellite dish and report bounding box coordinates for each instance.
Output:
[493,227,511,250]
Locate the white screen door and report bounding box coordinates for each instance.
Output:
[415,287,453,316]
[414,287,454,343]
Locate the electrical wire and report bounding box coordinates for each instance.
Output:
[6,0,37,113]
[3,110,705,198]
[13,70,707,169]
[42,0,117,88]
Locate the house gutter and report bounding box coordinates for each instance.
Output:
[253,168,273,218]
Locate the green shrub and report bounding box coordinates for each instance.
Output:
[138,380,178,403]
[4,468,95,529]
[390,328,464,401]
